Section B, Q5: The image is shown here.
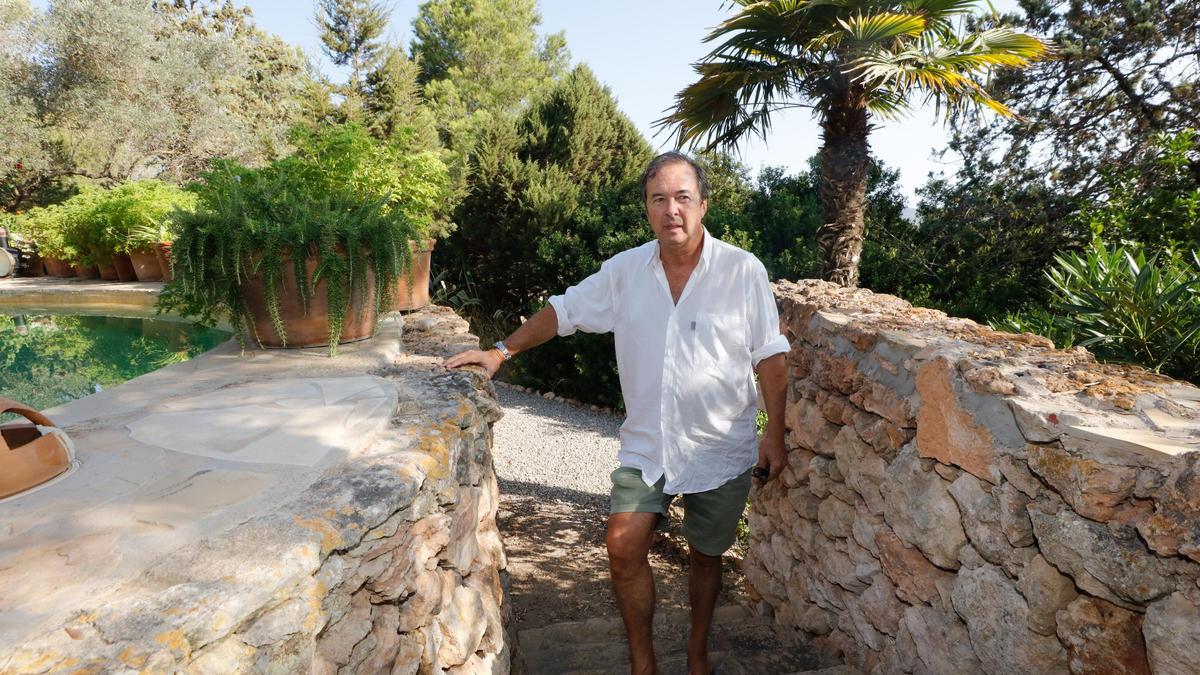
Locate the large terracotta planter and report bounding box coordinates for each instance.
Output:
[155,242,173,282]
[112,253,137,282]
[0,398,73,500]
[393,240,434,311]
[96,258,119,281]
[43,257,75,278]
[72,263,99,279]
[128,247,163,281]
[242,251,378,349]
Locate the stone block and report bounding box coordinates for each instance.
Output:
[445,487,482,572]
[1056,596,1149,675]
[436,586,486,667]
[465,569,505,655]
[1135,453,1200,564]
[315,590,373,668]
[1143,589,1200,675]
[833,425,888,515]
[1018,554,1079,636]
[875,529,951,605]
[951,564,1069,674]
[849,381,916,428]
[948,473,1032,575]
[881,444,968,569]
[818,495,856,539]
[367,514,452,602]
[902,604,981,675]
[1030,509,1198,610]
[997,481,1035,547]
[1027,442,1141,522]
[915,357,1004,484]
[860,574,903,636]
[396,569,451,633]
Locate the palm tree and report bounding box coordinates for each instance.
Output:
[658,0,1049,287]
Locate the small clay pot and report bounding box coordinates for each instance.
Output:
[42,257,75,278]
[112,253,137,282]
[22,252,44,277]
[72,263,100,279]
[128,247,163,281]
[154,242,173,282]
[96,258,119,281]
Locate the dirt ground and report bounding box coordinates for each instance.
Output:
[497,491,750,633]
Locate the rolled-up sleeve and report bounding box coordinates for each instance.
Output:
[547,260,616,336]
[747,263,790,366]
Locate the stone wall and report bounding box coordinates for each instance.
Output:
[1,307,511,674]
[745,280,1200,675]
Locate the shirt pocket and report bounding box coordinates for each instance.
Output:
[684,312,753,426]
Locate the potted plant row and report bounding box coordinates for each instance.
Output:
[9,181,194,282]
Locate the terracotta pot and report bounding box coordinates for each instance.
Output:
[155,242,173,282]
[72,263,99,279]
[242,251,378,349]
[112,253,137,282]
[0,398,72,500]
[393,240,435,311]
[42,257,75,278]
[96,258,118,281]
[128,247,163,281]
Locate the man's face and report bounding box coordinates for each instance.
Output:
[645,161,708,251]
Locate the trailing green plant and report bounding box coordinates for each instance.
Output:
[1000,241,1200,382]
[10,187,103,263]
[162,159,420,355]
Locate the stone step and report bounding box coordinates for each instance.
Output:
[516,605,835,675]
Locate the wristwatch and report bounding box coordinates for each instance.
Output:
[493,341,512,360]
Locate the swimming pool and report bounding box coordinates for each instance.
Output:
[0,312,230,416]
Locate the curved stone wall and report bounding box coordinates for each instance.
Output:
[0,307,510,674]
[746,280,1200,675]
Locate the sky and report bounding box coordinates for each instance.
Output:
[33,0,1025,206]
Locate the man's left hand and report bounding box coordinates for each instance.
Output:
[755,433,787,485]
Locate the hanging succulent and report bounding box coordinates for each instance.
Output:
[163,159,418,356]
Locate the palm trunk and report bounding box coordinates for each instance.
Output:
[816,94,871,287]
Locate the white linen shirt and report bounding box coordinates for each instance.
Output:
[548,229,790,495]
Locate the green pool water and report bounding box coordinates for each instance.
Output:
[0,312,230,416]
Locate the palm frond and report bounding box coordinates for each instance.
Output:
[835,12,927,46]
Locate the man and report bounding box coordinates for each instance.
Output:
[444,152,790,675]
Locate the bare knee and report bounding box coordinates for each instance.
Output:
[689,548,722,570]
[606,517,654,567]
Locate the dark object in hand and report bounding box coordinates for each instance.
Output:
[752,466,770,482]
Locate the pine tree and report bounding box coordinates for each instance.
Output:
[362,44,438,151]
[314,0,391,122]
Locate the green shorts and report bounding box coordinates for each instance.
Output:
[610,466,753,557]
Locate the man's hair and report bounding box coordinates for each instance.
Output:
[640,151,710,203]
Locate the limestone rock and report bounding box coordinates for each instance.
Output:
[1135,453,1200,564]
[818,496,856,539]
[367,514,452,602]
[396,569,450,633]
[1027,442,1140,522]
[1018,554,1079,636]
[436,586,486,667]
[915,357,1003,484]
[860,574,903,637]
[850,380,916,428]
[1030,509,1195,609]
[949,473,1021,570]
[315,591,373,667]
[1143,589,1200,675]
[833,425,888,515]
[1055,596,1149,675]
[445,487,482,572]
[881,444,968,569]
[997,481,1035,547]
[951,564,1069,675]
[465,570,506,655]
[902,604,982,675]
[875,529,951,605]
[788,395,841,455]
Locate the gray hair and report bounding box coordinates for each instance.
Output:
[640,151,710,202]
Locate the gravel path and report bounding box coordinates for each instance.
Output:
[490,382,623,506]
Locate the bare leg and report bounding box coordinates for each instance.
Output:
[607,512,660,675]
[687,548,723,675]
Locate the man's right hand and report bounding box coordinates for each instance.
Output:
[442,348,505,379]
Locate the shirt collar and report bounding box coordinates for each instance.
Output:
[645,227,714,271]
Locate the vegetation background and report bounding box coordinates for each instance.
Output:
[1,0,1196,403]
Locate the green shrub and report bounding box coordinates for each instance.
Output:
[1000,241,1200,383]
[286,124,455,239]
[94,181,197,251]
[163,159,419,355]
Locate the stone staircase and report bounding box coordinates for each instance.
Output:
[515,604,855,675]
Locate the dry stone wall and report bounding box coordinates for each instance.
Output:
[746,280,1200,675]
[1,307,511,674]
